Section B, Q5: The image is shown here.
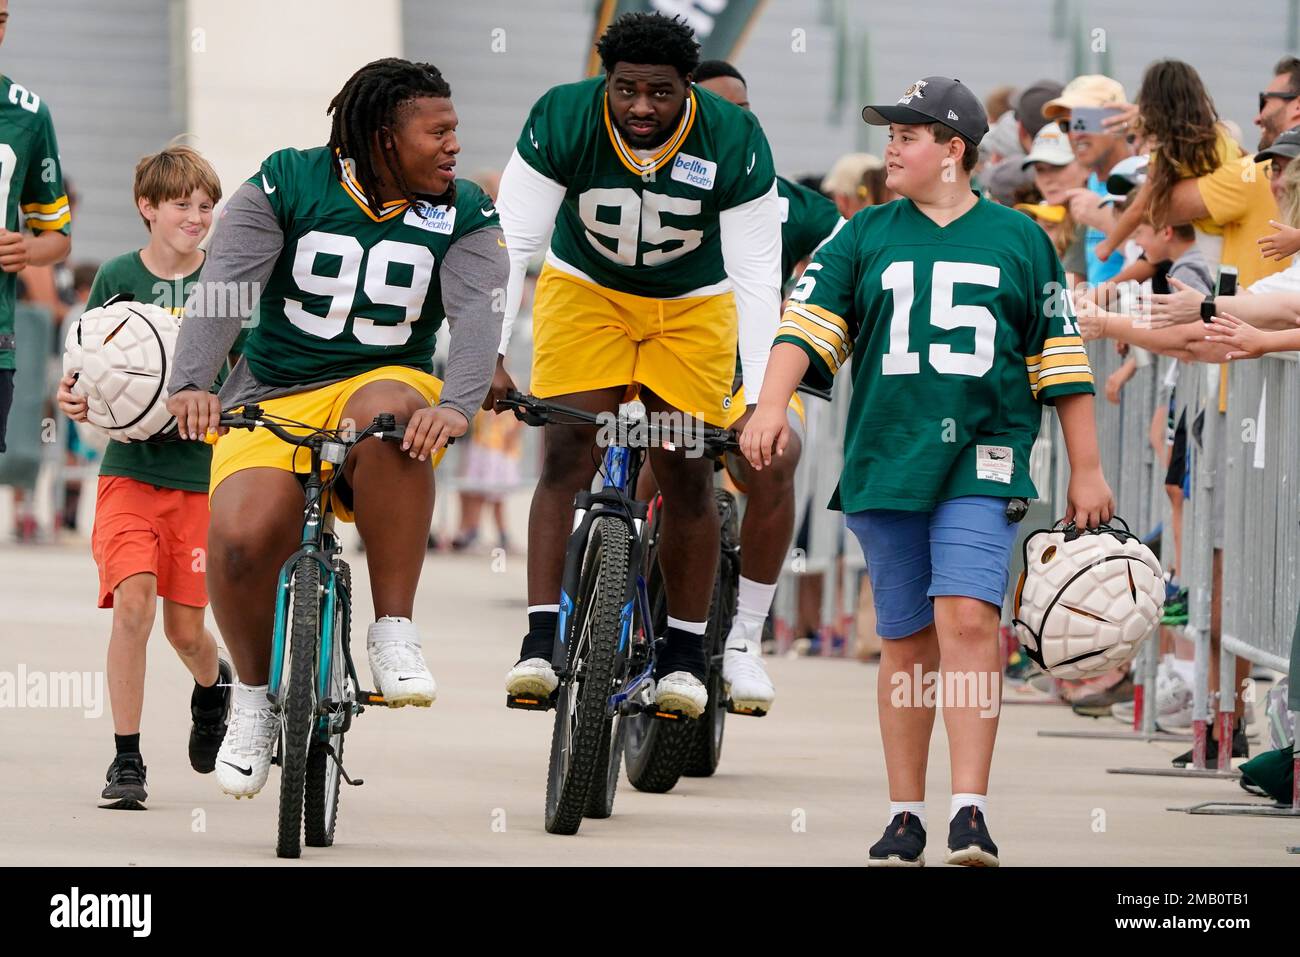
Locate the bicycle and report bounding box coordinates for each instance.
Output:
[215,404,433,858]
[497,390,739,834]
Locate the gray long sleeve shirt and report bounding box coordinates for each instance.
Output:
[167,182,507,424]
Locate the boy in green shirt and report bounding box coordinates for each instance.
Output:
[741,77,1113,866]
[57,145,233,807]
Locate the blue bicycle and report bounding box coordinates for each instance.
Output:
[498,390,739,834]
[217,405,416,858]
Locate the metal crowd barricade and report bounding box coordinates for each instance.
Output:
[1177,354,1300,817]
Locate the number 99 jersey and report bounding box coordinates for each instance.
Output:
[776,196,1094,513]
[236,146,499,388]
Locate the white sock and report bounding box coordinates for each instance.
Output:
[951,793,987,823]
[369,616,420,645]
[889,801,926,830]
[666,616,707,635]
[235,682,270,712]
[735,576,777,630]
[527,604,559,614]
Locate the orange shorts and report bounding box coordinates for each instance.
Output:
[91,475,210,609]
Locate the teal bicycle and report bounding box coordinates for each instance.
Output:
[217,405,418,858]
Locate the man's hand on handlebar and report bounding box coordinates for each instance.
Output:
[166,389,225,441]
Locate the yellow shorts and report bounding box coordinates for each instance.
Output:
[530,265,739,428]
[209,365,445,523]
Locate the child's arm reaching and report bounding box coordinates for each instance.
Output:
[1095,179,1150,263]
[1204,312,1300,359]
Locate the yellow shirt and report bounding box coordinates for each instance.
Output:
[1196,155,1288,288]
[1152,127,1242,236]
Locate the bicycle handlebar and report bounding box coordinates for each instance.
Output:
[496,389,740,457]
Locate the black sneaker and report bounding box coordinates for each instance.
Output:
[102,752,148,804]
[1172,724,1250,767]
[189,658,233,774]
[1070,674,1135,718]
[946,806,999,866]
[867,812,926,867]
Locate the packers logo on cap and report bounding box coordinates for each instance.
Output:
[899,79,928,104]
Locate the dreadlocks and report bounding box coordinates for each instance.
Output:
[327,57,452,210]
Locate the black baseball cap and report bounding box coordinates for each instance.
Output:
[1013,80,1064,138]
[862,76,989,146]
[1256,125,1300,163]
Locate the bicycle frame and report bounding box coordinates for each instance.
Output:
[548,441,656,718]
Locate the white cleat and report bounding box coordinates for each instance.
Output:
[505,658,559,698]
[367,617,436,708]
[723,648,776,715]
[216,703,278,799]
[723,622,776,715]
[655,671,707,719]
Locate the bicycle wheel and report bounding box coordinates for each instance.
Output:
[305,560,350,848]
[276,555,321,859]
[544,515,629,835]
[684,489,740,777]
[623,512,692,794]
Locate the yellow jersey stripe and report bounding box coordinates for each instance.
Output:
[780,311,849,363]
[777,320,843,372]
[785,305,849,351]
[22,196,69,215]
[789,302,850,338]
[29,212,70,231]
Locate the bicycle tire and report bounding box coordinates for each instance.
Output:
[305,560,349,848]
[276,555,320,859]
[544,515,629,835]
[684,489,740,777]
[623,511,693,794]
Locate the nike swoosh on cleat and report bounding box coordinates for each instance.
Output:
[221,760,253,776]
[396,675,426,681]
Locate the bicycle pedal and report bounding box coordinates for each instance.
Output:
[506,691,556,711]
[726,700,769,717]
[651,707,689,721]
[359,690,387,706]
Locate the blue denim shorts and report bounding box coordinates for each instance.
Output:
[846,496,1019,639]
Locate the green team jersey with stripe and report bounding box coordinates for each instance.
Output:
[237,147,499,386]
[515,77,776,298]
[776,195,1094,513]
[0,76,71,370]
[776,174,840,286]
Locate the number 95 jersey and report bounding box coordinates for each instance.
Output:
[776,196,1094,513]
[237,147,499,387]
[516,77,775,298]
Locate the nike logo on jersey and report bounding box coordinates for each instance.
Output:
[261,174,275,194]
[746,153,756,175]
[221,760,253,776]
[481,206,496,217]
[529,126,539,149]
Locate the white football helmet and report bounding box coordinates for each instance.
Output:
[63,300,180,443]
[1011,518,1164,680]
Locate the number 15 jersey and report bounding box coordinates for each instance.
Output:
[776,195,1094,513]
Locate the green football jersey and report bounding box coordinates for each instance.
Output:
[776,175,840,286]
[88,251,232,493]
[0,76,70,371]
[776,195,1094,513]
[515,77,776,298]
[238,147,499,387]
